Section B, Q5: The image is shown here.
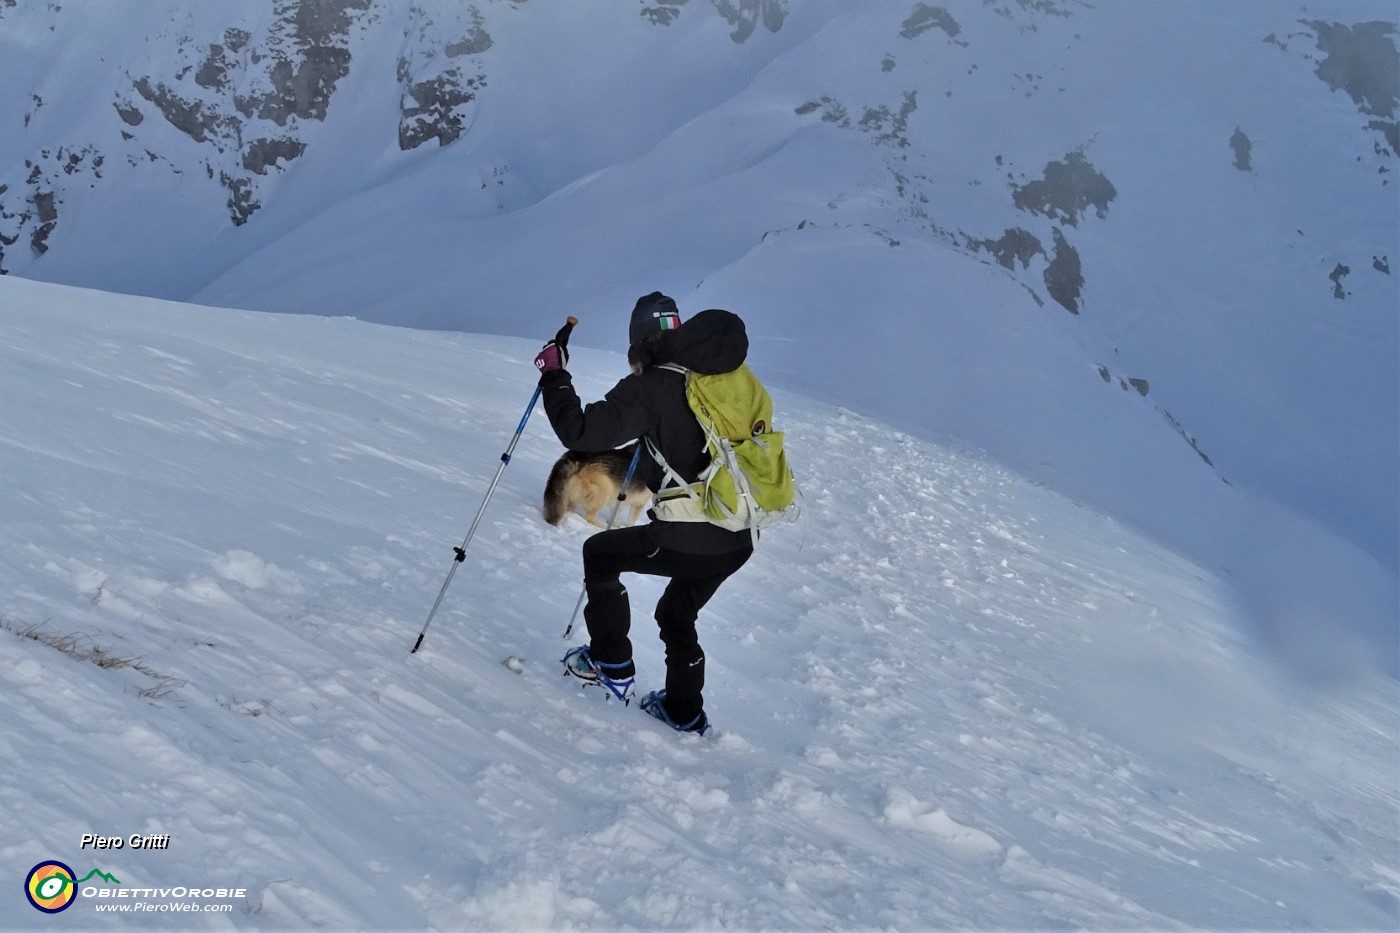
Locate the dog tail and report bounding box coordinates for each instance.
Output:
[543,453,581,525]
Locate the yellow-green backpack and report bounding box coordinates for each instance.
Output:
[649,363,798,531]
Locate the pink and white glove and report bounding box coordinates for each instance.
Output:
[534,341,568,375]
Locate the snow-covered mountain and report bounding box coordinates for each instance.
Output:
[1,276,1396,929]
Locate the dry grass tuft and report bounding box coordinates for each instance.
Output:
[1,617,186,699]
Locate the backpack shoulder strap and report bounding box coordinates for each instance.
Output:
[644,362,698,499]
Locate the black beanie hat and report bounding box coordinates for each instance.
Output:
[629,292,682,345]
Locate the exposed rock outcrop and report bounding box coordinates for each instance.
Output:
[1012,150,1117,227]
[972,227,1044,271]
[1230,127,1254,172]
[0,146,103,269]
[397,5,492,150]
[900,4,964,43]
[1044,227,1083,314]
[641,0,786,43]
[1305,20,1398,153]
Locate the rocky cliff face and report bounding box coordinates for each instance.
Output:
[0,0,503,252]
[112,0,495,226]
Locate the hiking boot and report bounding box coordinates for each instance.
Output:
[639,690,710,735]
[561,645,634,704]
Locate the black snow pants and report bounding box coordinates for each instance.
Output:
[581,525,752,724]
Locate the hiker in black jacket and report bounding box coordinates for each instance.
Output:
[534,292,754,734]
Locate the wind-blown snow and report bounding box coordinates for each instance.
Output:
[2,277,1395,929]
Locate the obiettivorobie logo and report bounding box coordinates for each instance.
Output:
[24,856,246,916]
[24,860,121,913]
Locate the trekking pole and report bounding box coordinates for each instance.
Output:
[411,316,578,654]
[562,441,644,640]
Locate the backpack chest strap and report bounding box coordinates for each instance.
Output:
[645,436,699,501]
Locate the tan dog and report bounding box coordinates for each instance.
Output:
[543,445,651,528]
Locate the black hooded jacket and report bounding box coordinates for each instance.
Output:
[539,308,753,554]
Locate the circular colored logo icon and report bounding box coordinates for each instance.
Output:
[25,861,77,913]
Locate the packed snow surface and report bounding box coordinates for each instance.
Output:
[1,277,1395,929]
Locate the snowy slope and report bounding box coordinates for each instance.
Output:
[2,276,1396,929]
[1,0,1395,668]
